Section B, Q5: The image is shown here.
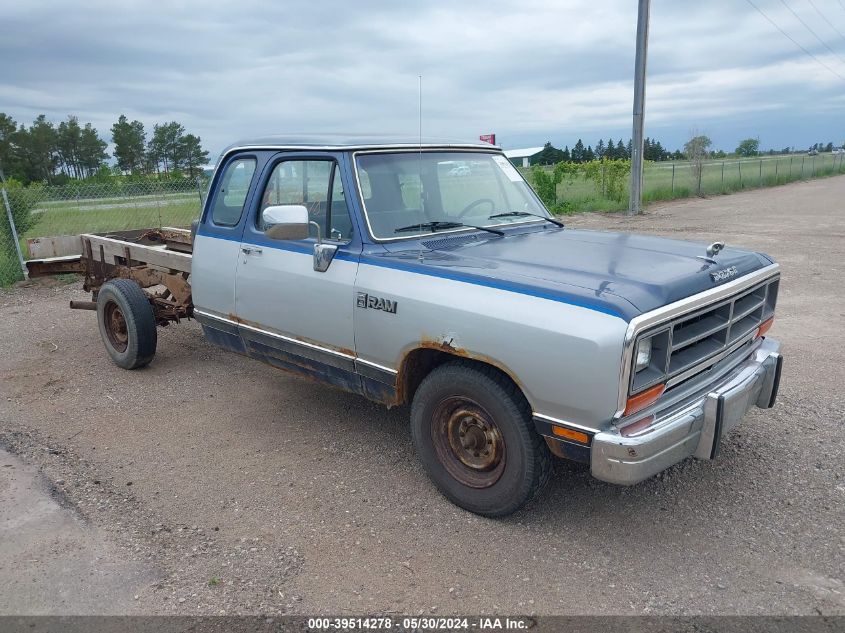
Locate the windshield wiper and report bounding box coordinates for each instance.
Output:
[488,211,565,227]
[394,220,504,236]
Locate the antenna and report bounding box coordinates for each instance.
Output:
[417,74,424,263]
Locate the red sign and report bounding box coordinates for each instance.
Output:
[479,134,496,145]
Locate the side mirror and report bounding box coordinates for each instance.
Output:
[262,205,309,240]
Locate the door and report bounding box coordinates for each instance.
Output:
[192,154,258,353]
[234,153,362,390]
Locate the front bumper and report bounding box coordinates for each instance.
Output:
[590,338,783,485]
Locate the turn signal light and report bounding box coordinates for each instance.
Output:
[624,383,665,417]
[552,426,591,444]
[757,317,774,338]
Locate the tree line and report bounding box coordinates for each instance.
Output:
[528,135,845,166]
[530,137,675,165]
[0,112,210,185]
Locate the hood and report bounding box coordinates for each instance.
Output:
[376,227,772,321]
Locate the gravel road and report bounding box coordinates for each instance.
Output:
[1,175,843,616]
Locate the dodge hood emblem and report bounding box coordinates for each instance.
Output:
[711,266,738,282]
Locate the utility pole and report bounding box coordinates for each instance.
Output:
[628,0,651,215]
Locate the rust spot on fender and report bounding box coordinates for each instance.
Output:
[418,336,470,356]
[393,337,526,407]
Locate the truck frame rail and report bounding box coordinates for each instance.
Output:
[28,227,195,325]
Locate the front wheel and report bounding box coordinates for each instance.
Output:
[96,279,157,369]
[410,362,552,517]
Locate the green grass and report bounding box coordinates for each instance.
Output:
[23,198,200,239]
[0,247,23,286]
[522,152,845,213]
[0,184,205,287]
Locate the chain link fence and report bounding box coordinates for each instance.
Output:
[643,152,845,200]
[522,151,845,212]
[1,177,208,286]
[2,153,845,286]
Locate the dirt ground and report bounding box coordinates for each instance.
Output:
[1,175,843,616]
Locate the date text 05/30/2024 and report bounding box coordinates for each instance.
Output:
[306,616,531,630]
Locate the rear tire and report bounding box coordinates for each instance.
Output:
[96,279,157,369]
[410,361,552,517]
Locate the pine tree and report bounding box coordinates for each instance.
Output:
[78,123,108,177]
[181,134,209,177]
[572,139,586,163]
[0,113,17,181]
[112,115,147,174]
[56,116,83,178]
[17,115,58,183]
[595,139,605,159]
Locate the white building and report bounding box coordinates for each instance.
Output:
[503,147,544,168]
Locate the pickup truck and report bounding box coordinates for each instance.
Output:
[56,135,783,517]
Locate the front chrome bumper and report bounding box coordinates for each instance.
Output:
[590,338,783,485]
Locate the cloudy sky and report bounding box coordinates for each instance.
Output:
[2,0,844,157]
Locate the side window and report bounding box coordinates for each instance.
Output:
[210,157,256,227]
[259,160,354,242]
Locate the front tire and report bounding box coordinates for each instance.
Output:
[410,361,552,517]
[96,279,157,369]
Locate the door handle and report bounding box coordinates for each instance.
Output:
[241,246,262,255]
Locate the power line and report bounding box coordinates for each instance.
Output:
[744,0,845,82]
[778,0,845,64]
[806,0,845,45]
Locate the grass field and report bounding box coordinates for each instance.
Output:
[0,185,205,285]
[523,152,845,212]
[25,193,201,238]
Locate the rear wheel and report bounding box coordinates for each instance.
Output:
[410,361,552,517]
[96,279,157,369]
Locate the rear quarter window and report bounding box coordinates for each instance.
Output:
[210,157,257,226]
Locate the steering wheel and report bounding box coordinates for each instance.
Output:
[458,198,496,219]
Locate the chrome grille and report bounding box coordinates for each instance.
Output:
[631,276,779,393]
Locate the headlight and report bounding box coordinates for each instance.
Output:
[634,336,652,372]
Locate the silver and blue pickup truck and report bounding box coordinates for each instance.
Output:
[62,136,783,516]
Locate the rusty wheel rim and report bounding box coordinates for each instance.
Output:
[430,396,506,489]
[103,300,128,353]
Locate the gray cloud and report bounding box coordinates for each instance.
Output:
[1,0,843,157]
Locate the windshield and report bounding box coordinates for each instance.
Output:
[355,151,551,239]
